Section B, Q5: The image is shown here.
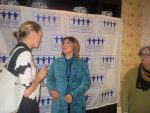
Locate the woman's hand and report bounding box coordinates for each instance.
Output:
[50,90,60,101]
[37,66,48,82]
[64,94,73,103]
[24,66,48,97]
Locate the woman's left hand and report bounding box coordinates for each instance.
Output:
[64,94,73,103]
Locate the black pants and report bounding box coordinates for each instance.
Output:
[17,96,39,113]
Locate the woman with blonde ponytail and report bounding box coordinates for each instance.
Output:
[7,21,48,113]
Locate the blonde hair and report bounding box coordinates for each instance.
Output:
[13,21,41,41]
[62,37,80,59]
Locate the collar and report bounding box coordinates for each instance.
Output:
[17,42,31,52]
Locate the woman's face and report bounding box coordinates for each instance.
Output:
[140,48,150,68]
[32,30,43,48]
[62,39,73,56]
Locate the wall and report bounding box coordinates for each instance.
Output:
[141,0,150,46]
[121,0,142,80]
[118,0,148,113]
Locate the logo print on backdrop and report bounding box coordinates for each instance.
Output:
[33,12,60,31]
[39,96,52,105]
[86,94,90,101]
[70,16,93,33]
[100,89,116,103]
[0,9,20,27]
[100,55,116,69]
[103,20,117,28]
[52,35,64,51]
[34,55,56,68]
[90,74,106,88]
[80,55,92,70]
[85,94,91,107]
[0,55,9,63]
[100,18,117,34]
[85,93,97,108]
[0,55,56,66]
[71,18,91,25]
[85,37,105,52]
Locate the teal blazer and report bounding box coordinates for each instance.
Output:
[47,56,91,113]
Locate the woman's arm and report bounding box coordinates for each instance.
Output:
[46,60,60,100]
[16,51,47,97]
[24,66,47,97]
[70,62,91,98]
[121,70,131,113]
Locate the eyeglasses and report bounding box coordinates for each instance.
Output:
[140,53,150,57]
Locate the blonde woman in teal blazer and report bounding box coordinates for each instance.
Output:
[47,37,91,113]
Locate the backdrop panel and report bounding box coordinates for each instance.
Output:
[0,5,122,113]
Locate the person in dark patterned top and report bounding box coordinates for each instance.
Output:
[7,21,48,113]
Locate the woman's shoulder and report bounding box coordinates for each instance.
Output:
[75,57,88,66]
[127,67,138,74]
[78,57,86,62]
[11,46,31,62]
[124,66,138,79]
[52,56,64,63]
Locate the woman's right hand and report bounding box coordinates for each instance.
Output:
[50,90,60,101]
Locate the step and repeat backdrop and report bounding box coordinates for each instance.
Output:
[0,5,122,113]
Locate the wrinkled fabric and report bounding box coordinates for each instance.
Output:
[47,56,91,113]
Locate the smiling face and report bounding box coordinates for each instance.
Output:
[62,39,73,58]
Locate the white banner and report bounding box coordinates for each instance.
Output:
[0,5,122,113]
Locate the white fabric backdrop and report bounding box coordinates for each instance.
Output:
[0,5,122,113]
